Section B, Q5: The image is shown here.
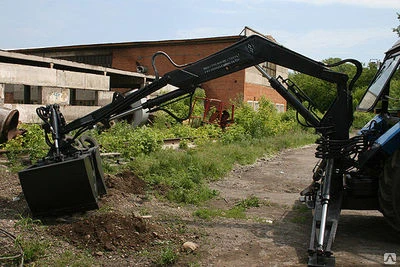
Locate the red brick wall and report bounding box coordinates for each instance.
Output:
[111,41,245,108]
[111,39,286,110]
[112,42,235,76]
[244,83,286,110]
[201,71,245,108]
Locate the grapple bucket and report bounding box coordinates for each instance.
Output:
[18,147,107,217]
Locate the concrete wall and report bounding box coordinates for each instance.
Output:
[97,91,114,106]
[0,61,115,122]
[244,66,287,110]
[0,84,4,104]
[0,63,109,90]
[3,103,102,123]
[42,87,70,105]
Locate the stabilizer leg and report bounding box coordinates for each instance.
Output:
[306,159,342,267]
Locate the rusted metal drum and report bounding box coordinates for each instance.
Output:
[0,107,19,143]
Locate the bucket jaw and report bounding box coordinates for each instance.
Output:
[18,147,107,217]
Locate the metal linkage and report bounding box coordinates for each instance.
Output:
[307,158,342,267]
[315,135,366,159]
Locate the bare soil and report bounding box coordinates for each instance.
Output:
[0,145,399,266]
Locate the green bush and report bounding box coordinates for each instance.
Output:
[0,124,48,167]
[233,97,299,139]
[151,88,206,127]
[220,124,249,144]
[91,122,163,158]
[352,111,375,129]
[157,246,178,265]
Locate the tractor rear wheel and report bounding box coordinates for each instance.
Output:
[379,149,400,232]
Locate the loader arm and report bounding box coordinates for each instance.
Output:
[26,34,362,266]
[60,35,350,140]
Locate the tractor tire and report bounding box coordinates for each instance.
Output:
[379,149,400,232]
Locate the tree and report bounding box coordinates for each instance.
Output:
[393,12,400,37]
[288,58,379,113]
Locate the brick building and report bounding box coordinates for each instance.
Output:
[15,27,287,111]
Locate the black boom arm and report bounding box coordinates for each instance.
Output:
[34,34,363,265]
[40,35,353,157]
[63,35,348,131]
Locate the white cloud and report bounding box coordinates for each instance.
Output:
[281,0,400,8]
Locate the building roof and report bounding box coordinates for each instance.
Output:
[12,35,245,54]
[11,27,276,54]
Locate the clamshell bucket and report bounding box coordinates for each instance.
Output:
[0,107,19,143]
[18,147,107,217]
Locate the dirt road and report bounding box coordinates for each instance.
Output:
[184,145,400,266]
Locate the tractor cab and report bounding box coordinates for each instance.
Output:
[358,40,400,114]
[357,39,400,156]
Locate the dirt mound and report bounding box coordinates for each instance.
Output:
[48,213,161,252]
[46,172,164,253]
[105,171,147,195]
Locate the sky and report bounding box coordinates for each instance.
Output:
[0,0,399,64]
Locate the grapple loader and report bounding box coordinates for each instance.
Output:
[17,35,400,266]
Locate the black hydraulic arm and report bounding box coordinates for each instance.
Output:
[38,34,360,266]
[60,35,349,136]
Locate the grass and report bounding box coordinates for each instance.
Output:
[48,250,94,267]
[236,195,260,209]
[14,215,42,230]
[13,215,95,266]
[289,203,311,224]
[16,236,50,263]
[193,196,262,220]
[130,130,317,205]
[158,246,178,266]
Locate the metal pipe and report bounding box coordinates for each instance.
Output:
[317,158,334,252]
[0,107,19,143]
[109,106,142,121]
[255,65,320,127]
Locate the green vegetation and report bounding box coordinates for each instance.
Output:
[236,195,260,209]
[157,246,178,266]
[1,97,317,204]
[288,57,400,114]
[289,57,379,113]
[13,216,48,263]
[289,203,311,224]
[1,94,318,266]
[1,70,385,266]
[352,111,375,129]
[194,196,262,220]
[47,251,94,267]
[128,97,316,204]
[16,237,50,263]
[0,124,48,170]
[14,215,42,230]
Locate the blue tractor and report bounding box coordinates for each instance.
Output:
[356,39,400,231]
